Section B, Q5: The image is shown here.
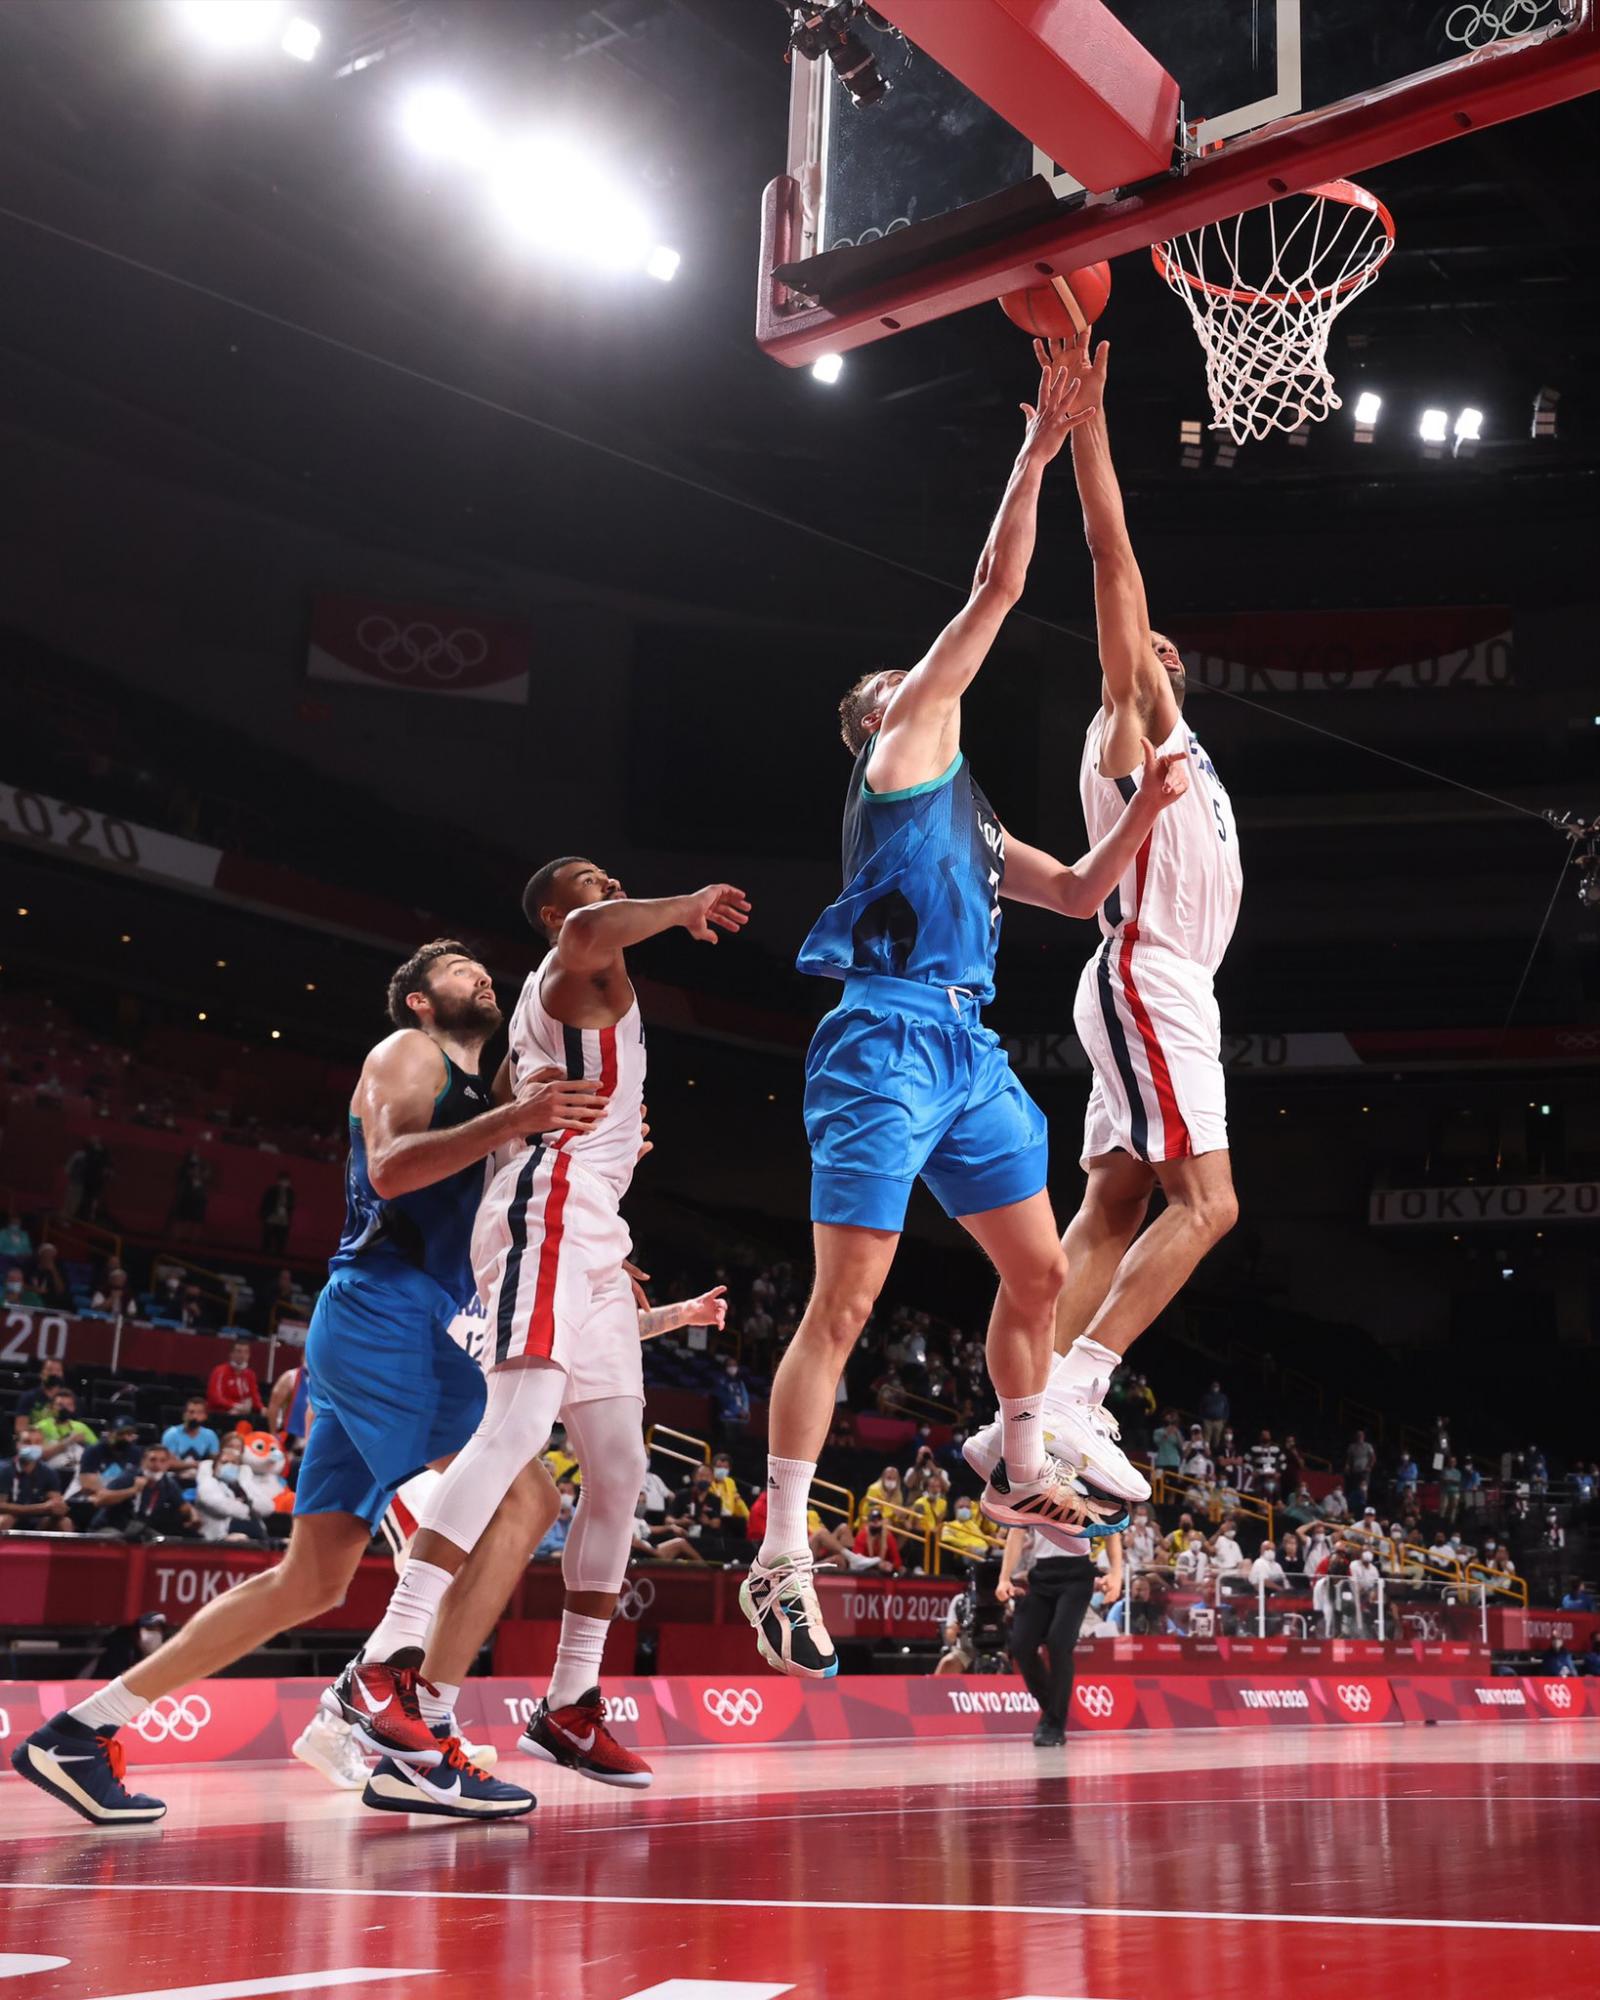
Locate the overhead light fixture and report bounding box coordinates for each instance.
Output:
[1214,441,1237,470]
[280,15,321,61]
[1532,385,1560,439]
[400,86,493,170]
[1454,407,1483,441]
[173,1,284,51]
[811,354,844,385]
[492,133,653,271]
[1353,391,1382,426]
[645,244,681,284]
[1419,408,1449,443]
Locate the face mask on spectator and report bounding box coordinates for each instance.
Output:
[18,1444,42,1464]
[218,1463,241,1484]
[713,1462,730,1478]
[956,1505,973,1522]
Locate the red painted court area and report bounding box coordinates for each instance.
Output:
[3,1723,1598,2000]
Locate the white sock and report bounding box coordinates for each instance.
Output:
[418,1679,460,1730]
[69,1676,149,1732]
[998,1392,1046,1484]
[1054,1335,1121,1405]
[759,1454,816,1565]
[364,1559,454,1664]
[547,1612,609,1709]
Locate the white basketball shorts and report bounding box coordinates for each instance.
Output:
[1073,937,1228,1169]
[471,1143,643,1407]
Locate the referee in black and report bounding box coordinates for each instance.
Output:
[997,1523,1123,1747]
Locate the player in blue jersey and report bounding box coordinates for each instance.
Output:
[742,345,1191,1678]
[11,940,601,1827]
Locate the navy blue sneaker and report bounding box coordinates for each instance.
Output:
[361,1730,535,1820]
[10,1713,166,1826]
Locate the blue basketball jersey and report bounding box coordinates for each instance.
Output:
[328,1044,491,1307]
[796,740,1006,1002]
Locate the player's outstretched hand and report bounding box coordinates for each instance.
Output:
[1136,734,1189,812]
[512,1064,605,1135]
[681,1284,728,1331]
[683,883,751,944]
[1019,337,1097,461]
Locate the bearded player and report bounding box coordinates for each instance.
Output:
[742,344,1192,1679]
[969,335,1243,1504]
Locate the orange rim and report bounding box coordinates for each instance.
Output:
[1151,179,1397,308]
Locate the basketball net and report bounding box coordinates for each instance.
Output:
[1153,180,1396,445]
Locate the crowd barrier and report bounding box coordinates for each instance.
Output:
[0,1671,1593,1769]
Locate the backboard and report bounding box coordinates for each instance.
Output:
[759,0,1599,363]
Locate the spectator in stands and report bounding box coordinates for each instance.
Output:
[1198,1380,1230,1456]
[89,1266,133,1317]
[1461,1456,1484,1514]
[1281,1434,1306,1499]
[1211,1515,1247,1592]
[28,1243,71,1310]
[1345,1429,1376,1510]
[1282,1483,1318,1528]
[162,1398,222,1467]
[259,1172,296,1256]
[874,1365,910,1418]
[87,1444,198,1539]
[852,1505,902,1574]
[36,1387,96,1478]
[1301,1522,1333,1580]
[631,1488,702,1565]
[147,1270,187,1323]
[193,1436,268,1544]
[1216,1426,1245,1489]
[1426,1528,1460,1571]
[1127,1503,1157,1573]
[12,1358,68,1434]
[169,1149,211,1243]
[535,1485,577,1560]
[640,1461,673,1517]
[207,1339,264,1420]
[1347,1545,1382,1634]
[707,1452,749,1527]
[4,1267,43,1308]
[1248,1539,1288,1598]
[0,1426,70,1533]
[1321,1481,1350,1523]
[1152,1413,1184,1474]
[712,1356,751,1442]
[940,1500,992,1568]
[252,1266,310,1336]
[1560,1579,1595,1613]
[1248,1429,1284,1503]
[71,1417,142,1526]
[903,1442,941,1500]
[1486,1544,1518,1595]
[911,1467,952,1533]
[864,1464,906,1514]
[1395,1451,1420,1508]
[1180,1426,1213,1481]
[1439,1454,1464,1526]
[0,1212,32,1260]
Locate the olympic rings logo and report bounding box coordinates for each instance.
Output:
[701,1687,764,1727]
[355,617,490,682]
[1545,1680,1573,1709]
[1336,1683,1373,1714]
[134,1695,212,1744]
[616,1577,657,1623]
[1444,0,1556,51]
[1074,1683,1116,1720]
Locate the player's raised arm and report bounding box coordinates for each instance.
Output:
[544,873,750,984]
[999,737,1189,919]
[360,1034,601,1199]
[866,343,1096,793]
[1067,337,1179,763]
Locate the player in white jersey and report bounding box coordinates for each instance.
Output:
[353,856,749,1793]
[965,335,1243,1508]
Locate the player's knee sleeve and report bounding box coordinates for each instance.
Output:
[421,1362,564,1556]
[559,1398,648,1596]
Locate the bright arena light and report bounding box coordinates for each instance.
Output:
[173,0,285,51]
[1454,406,1484,441]
[1353,391,1382,426]
[280,15,321,61]
[1419,407,1449,443]
[645,244,681,284]
[400,86,494,170]
[492,134,653,271]
[811,354,844,385]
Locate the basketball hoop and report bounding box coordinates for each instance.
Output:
[1153,180,1396,446]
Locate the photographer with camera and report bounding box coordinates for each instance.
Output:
[998,1524,1123,1748]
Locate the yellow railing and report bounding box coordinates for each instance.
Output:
[646,1424,710,1476]
[1466,1560,1528,1608]
[40,1208,123,1274]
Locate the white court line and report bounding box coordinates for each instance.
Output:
[622,1984,794,1999]
[0,1962,70,1982]
[82,1975,434,2000]
[1,1880,1595,1939]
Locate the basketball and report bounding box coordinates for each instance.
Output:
[998,262,1112,339]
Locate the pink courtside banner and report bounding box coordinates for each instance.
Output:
[1,1676,1592,1768]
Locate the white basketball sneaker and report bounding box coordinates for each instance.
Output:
[292,1708,373,1791]
[980,1456,1119,1533]
[963,1399,1150,1508]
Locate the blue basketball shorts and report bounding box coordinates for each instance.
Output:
[294,1260,487,1531]
[804,973,1049,1232]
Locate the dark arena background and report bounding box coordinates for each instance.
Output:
[1,3,1598,1997]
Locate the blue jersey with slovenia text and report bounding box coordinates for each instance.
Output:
[328,1044,491,1308]
[796,737,1006,1004]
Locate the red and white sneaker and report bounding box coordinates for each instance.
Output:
[980,1456,1120,1533]
[321,1656,442,1767]
[519,1687,653,1790]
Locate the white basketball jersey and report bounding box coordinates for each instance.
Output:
[500,952,647,1201]
[1080,709,1243,974]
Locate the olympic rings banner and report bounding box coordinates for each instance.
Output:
[307,594,531,705]
[1,1676,1592,1768]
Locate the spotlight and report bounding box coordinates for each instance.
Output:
[173,1,284,51]
[271,1029,282,1040]
[492,134,653,271]
[400,86,493,170]
[645,244,681,284]
[280,15,321,61]
[811,353,844,384]
[1454,407,1483,441]
[1419,408,1449,443]
[1353,391,1382,426]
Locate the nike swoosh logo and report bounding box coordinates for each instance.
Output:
[355,1686,393,1716]
[551,1722,597,1753]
